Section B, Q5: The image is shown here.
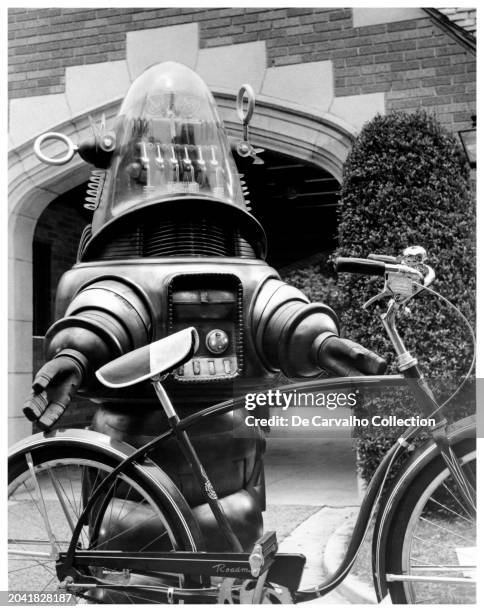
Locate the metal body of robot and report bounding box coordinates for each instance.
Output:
[26,62,385,552]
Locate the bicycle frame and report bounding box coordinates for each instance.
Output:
[54,378,466,602]
[55,291,476,603]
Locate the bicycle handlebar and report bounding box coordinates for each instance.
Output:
[335,256,435,287]
[335,257,386,277]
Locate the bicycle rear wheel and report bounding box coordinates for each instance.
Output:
[8,435,203,604]
[374,434,476,604]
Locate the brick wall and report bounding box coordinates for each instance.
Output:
[8,7,475,133]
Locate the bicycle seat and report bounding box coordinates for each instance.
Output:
[96,327,199,388]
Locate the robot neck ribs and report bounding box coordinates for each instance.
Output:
[80,205,261,261]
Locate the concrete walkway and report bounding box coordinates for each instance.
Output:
[263,436,360,604]
[264,436,359,507]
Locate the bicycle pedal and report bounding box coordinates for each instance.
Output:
[248,531,278,577]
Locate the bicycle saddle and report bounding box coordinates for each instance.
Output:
[96,327,199,388]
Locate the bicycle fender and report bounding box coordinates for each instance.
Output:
[371,415,476,601]
[8,428,205,552]
[9,427,141,461]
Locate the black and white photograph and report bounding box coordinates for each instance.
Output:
[6,3,478,606]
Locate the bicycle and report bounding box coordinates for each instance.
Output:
[8,246,476,604]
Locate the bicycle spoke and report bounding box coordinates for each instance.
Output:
[20,481,43,520]
[409,556,449,568]
[13,484,57,550]
[40,574,57,592]
[90,510,161,549]
[115,498,156,524]
[58,466,82,520]
[440,481,472,519]
[26,453,58,557]
[65,464,81,520]
[88,476,118,549]
[47,468,76,533]
[115,483,133,522]
[59,466,86,547]
[444,449,476,510]
[413,534,466,555]
[10,556,56,577]
[9,561,54,574]
[89,494,163,551]
[139,529,170,552]
[417,516,474,544]
[428,495,474,524]
[106,479,118,536]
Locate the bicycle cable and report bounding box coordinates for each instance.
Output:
[412,280,476,416]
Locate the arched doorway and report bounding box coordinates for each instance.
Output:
[32,185,90,336]
[30,186,96,429]
[238,150,340,268]
[9,98,351,442]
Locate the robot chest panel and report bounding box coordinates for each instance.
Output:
[167,273,243,382]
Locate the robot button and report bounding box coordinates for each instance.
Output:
[223,359,232,374]
[193,361,201,375]
[206,329,229,354]
[208,360,215,375]
[177,366,184,376]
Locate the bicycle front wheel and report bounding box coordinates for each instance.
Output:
[8,432,203,604]
[375,433,476,604]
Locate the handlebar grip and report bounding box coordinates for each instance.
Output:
[335,257,386,277]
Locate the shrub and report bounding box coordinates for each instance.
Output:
[281,256,340,308]
[335,110,475,482]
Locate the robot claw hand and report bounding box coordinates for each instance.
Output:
[23,350,88,431]
[315,334,387,377]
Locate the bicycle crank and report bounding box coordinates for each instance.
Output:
[218,578,293,604]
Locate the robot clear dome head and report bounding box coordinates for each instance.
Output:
[91,61,247,231]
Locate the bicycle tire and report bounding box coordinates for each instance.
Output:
[372,418,475,604]
[8,430,205,603]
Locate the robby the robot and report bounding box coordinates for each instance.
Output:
[25,62,385,552]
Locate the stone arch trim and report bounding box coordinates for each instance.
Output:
[9,22,386,149]
[9,91,353,209]
[8,109,100,441]
[215,93,354,183]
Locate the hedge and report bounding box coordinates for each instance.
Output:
[284,110,475,482]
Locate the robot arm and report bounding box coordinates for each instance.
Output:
[45,278,151,371]
[311,334,386,377]
[24,278,152,429]
[253,279,386,378]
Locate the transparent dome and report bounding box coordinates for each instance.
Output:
[92,62,247,232]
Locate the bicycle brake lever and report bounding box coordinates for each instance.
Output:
[363,288,391,309]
